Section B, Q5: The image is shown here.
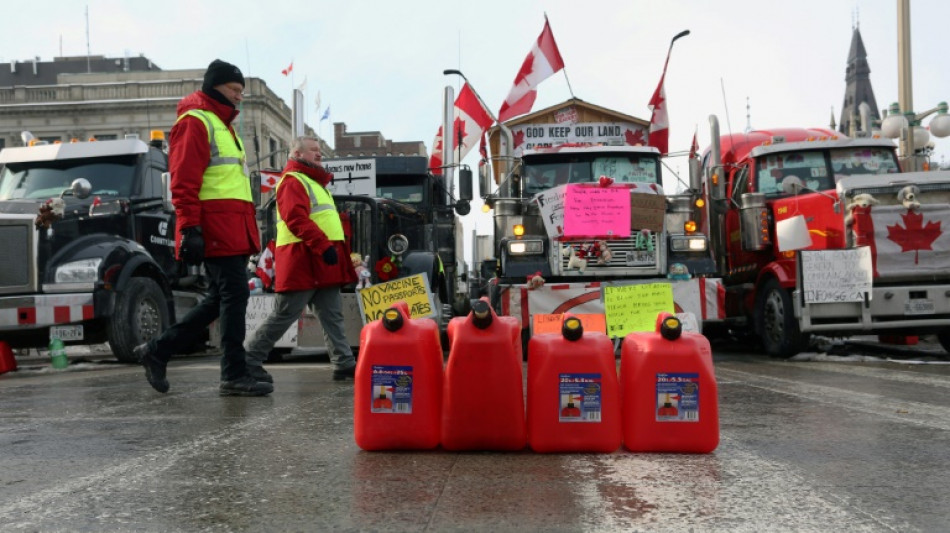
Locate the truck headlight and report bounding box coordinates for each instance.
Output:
[55,258,102,283]
[507,239,544,255]
[670,235,708,252]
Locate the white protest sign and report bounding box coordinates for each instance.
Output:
[533,184,567,239]
[800,247,872,303]
[511,122,646,156]
[322,158,377,196]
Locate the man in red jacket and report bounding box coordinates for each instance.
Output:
[244,136,358,383]
[135,59,272,397]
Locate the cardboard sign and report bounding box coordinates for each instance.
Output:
[356,273,436,323]
[603,282,675,337]
[531,313,607,335]
[321,158,377,196]
[629,192,667,232]
[800,247,872,303]
[534,184,568,239]
[244,295,297,348]
[563,184,631,238]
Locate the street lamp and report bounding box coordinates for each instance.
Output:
[882,0,950,171]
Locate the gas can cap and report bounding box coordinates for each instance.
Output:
[382,307,405,332]
[471,299,493,329]
[562,316,584,341]
[660,316,683,341]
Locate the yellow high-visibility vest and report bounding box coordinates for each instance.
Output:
[275,171,344,246]
[176,109,251,202]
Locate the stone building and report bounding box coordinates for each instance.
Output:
[332,122,427,158]
[0,55,317,171]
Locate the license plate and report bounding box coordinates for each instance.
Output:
[904,299,935,315]
[50,324,83,341]
[625,250,655,266]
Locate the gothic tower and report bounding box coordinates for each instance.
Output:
[839,24,881,136]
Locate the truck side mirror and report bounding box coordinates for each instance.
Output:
[68,178,92,200]
[458,167,473,201]
[781,175,805,195]
[161,172,174,212]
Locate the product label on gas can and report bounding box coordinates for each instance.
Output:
[370,365,413,414]
[558,373,603,422]
[655,373,699,422]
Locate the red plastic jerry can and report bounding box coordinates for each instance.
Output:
[354,301,444,451]
[527,315,621,453]
[620,313,719,453]
[442,298,526,451]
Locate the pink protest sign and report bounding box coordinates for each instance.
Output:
[563,184,631,238]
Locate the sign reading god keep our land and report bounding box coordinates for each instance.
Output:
[321,158,376,196]
[603,282,675,337]
[563,184,631,238]
[357,273,436,324]
[799,247,872,303]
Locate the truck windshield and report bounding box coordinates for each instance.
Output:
[523,154,661,195]
[0,155,138,201]
[755,147,899,196]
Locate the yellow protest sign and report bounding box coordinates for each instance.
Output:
[357,273,435,324]
[532,313,607,335]
[603,282,674,337]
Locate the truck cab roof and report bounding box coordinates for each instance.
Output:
[0,138,149,164]
[522,144,660,157]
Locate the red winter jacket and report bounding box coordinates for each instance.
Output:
[274,159,357,292]
[169,91,260,259]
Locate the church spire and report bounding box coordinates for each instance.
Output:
[839,23,881,135]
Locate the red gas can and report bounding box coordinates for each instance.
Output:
[527,315,621,453]
[621,313,719,453]
[354,301,444,451]
[442,298,526,451]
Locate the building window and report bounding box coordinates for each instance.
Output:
[39,136,61,144]
[269,138,278,168]
[96,134,118,141]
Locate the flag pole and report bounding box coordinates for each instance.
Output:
[545,13,575,100]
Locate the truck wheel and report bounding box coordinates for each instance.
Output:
[108,277,169,363]
[936,329,950,355]
[755,278,810,358]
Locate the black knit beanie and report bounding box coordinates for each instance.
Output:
[202,59,245,93]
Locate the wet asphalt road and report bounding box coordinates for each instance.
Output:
[0,341,949,532]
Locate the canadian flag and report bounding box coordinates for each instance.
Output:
[853,204,950,278]
[281,62,293,76]
[428,83,494,176]
[497,19,565,123]
[260,170,281,193]
[649,30,689,156]
[255,240,277,289]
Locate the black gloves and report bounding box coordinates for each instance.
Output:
[180,226,205,265]
[322,246,338,265]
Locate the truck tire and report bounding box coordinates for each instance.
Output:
[936,329,950,355]
[108,277,169,363]
[755,277,810,358]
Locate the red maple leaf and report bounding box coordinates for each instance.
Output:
[624,128,646,146]
[513,130,526,148]
[886,210,942,264]
[514,52,535,86]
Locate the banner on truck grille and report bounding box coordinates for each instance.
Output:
[862,204,950,278]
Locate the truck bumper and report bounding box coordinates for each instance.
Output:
[0,293,95,330]
[797,282,950,333]
[494,278,726,335]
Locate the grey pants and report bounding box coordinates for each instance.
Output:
[245,288,355,370]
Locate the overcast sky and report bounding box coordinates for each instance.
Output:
[3,0,949,257]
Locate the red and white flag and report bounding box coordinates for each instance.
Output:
[429,83,494,176]
[649,30,690,156]
[689,128,700,159]
[255,240,277,289]
[281,62,293,76]
[260,170,281,193]
[497,19,565,123]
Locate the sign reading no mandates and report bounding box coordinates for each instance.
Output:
[356,273,436,324]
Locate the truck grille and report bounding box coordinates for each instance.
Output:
[560,233,659,270]
[0,217,37,295]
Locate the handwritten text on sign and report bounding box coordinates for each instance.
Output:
[532,313,607,335]
[357,273,435,324]
[603,282,674,337]
[800,247,872,303]
[563,184,631,238]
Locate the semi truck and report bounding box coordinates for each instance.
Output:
[694,115,950,356]
[480,100,715,349]
[0,134,205,362]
